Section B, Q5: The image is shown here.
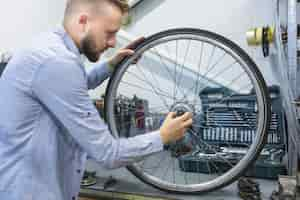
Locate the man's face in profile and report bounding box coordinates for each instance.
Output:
[80,4,122,62]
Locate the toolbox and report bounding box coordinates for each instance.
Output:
[178,85,287,179]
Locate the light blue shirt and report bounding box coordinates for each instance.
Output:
[0,26,163,200]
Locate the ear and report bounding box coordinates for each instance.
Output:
[77,13,89,32]
[78,14,88,24]
[77,13,89,33]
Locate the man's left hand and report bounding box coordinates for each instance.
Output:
[107,37,145,71]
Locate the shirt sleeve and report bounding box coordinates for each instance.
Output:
[86,61,112,90]
[31,57,164,169]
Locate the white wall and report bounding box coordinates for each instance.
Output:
[125,0,280,85]
[0,0,66,52]
[0,0,289,86]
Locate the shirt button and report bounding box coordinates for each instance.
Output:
[77,169,81,174]
[86,112,91,117]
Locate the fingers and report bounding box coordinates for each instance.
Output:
[119,49,134,56]
[132,55,142,64]
[166,112,176,119]
[166,112,192,122]
[177,112,193,121]
[182,118,193,128]
[125,37,145,50]
[120,37,145,65]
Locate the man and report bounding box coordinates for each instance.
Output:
[0,0,193,199]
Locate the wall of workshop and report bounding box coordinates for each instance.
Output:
[1,0,299,98]
[124,0,295,86]
[0,0,66,52]
[90,0,285,100]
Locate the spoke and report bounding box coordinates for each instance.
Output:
[193,42,204,105]
[117,114,144,129]
[206,46,216,70]
[205,109,254,149]
[153,47,176,83]
[193,145,229,177]
[198,75,247,111]
[149,105,170,113]
[205,82,252,113]
[163,41,186,105]
[232,110,254,128]
[116,109,166,129]
[208,158,224,176]
[222,72,246,90]
[150,152,169,176]
[120,80,174,101]
[205,111,235,150]
[114,109,135,119]
[140,159,147,170]
[189,128,234,168]
[202,104,255,111]
[113,104,166,119]
[162,153,173,182]
[210,61,237,81]
[196,45,217,83]
[204,51,226,75]
[175,40,191,100]
[191,123,207,129]
[180,51,227,102]
[139,153,165,172]
[116,113,159,135]
[174,40,179,104]
[204,112,252,148]
[198,157,202,182]
[193,60,238,97]
[172,155,176,184]
[171,141,182,184]
[153,47,186,102]
[205,160,211,175]
[135,63,171,109]
[184,163,188,185]
[146,55,174,98]
[126,70,173,98]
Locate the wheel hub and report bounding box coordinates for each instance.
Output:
[170,102,194,116]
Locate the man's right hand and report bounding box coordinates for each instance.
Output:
[159,112,193,145]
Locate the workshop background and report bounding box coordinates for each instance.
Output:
[1,1,299,199]
[0,0,291,86]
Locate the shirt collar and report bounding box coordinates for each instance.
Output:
[54,25,81,58]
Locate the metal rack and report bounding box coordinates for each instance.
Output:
[275,0,300,176]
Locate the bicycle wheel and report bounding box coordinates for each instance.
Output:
[104,28,271,193]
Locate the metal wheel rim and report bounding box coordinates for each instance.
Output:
[105,32,268,192]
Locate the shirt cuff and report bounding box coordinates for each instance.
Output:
[144,130,164,152]
[105,60,115,73]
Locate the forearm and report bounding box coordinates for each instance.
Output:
[96,130,163,169]
[87,61,112,90]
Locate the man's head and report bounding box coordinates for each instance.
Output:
[63,0,129,62]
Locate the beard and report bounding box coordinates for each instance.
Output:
[80,34,101,63]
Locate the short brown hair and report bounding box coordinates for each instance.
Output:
[107,0,129,13]
[64,0,129,20]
